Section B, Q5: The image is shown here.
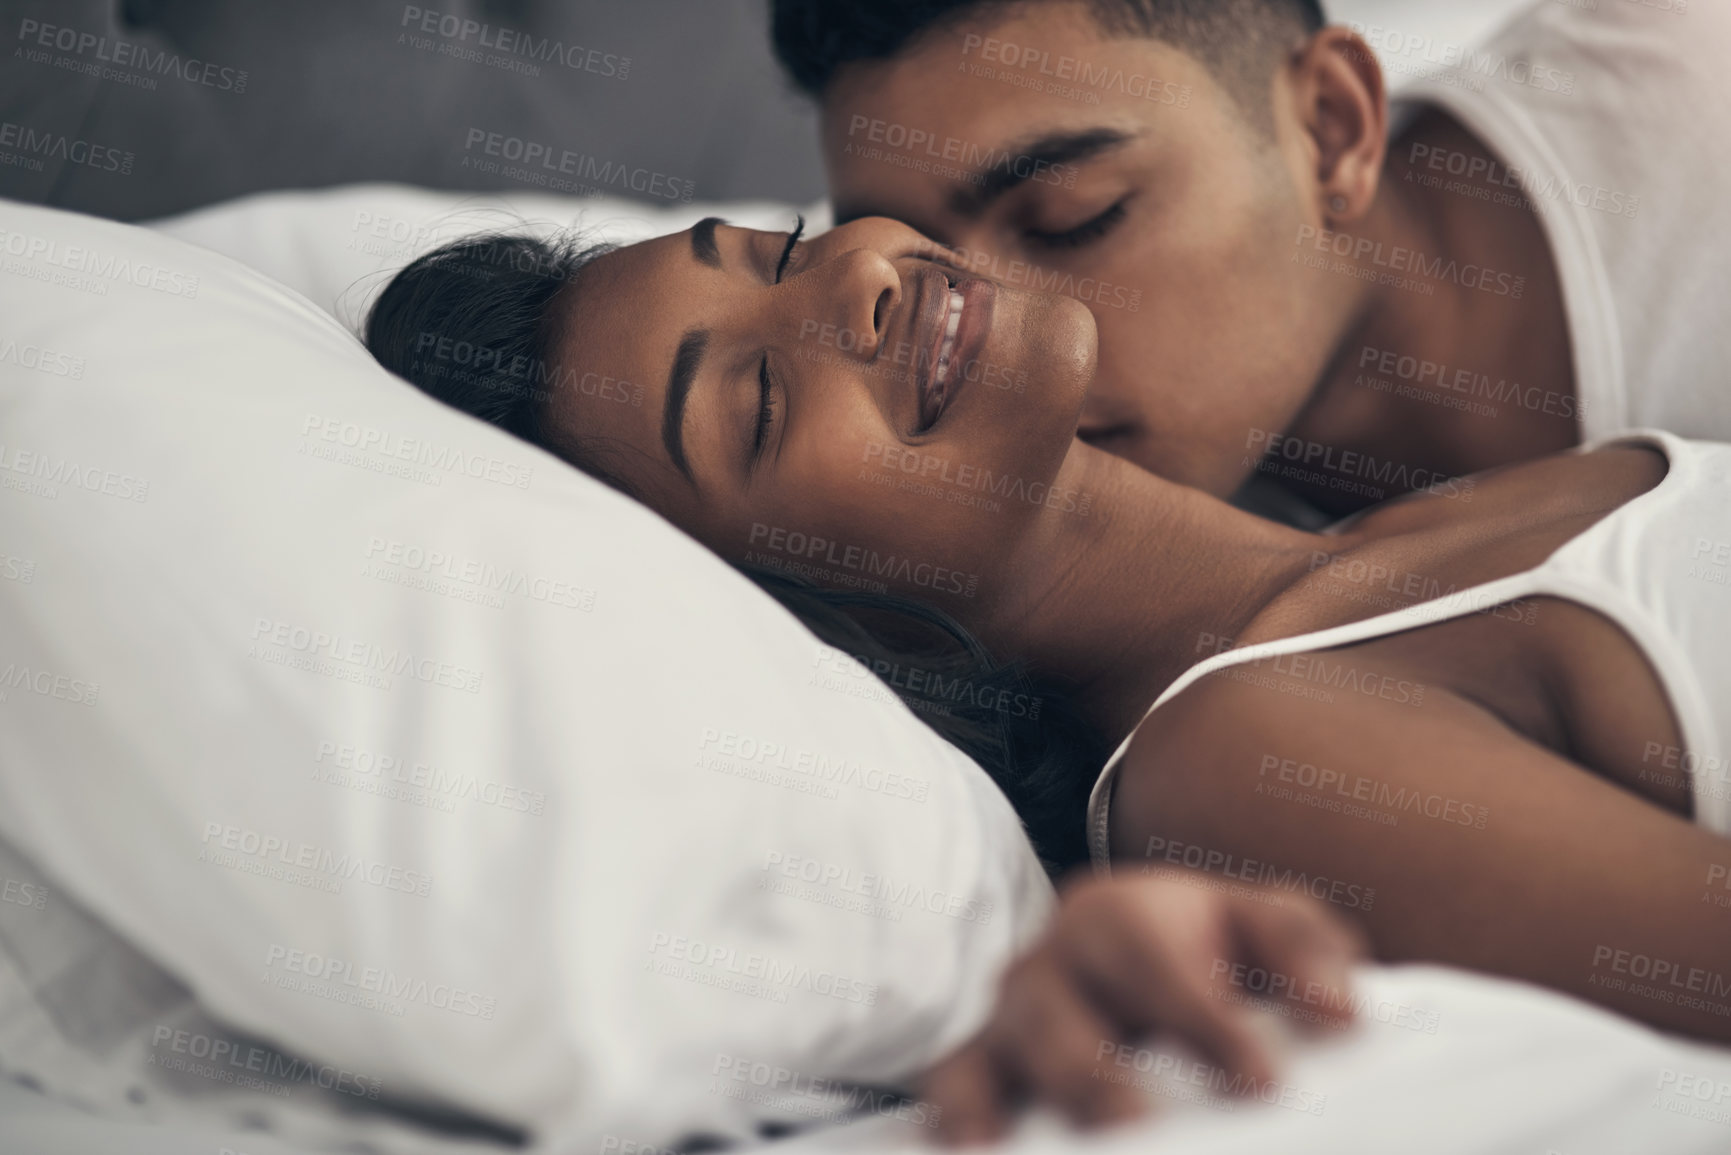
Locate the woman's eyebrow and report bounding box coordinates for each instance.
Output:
[658,220,733,484]
[691,216,726,268]
[662,328,709,483]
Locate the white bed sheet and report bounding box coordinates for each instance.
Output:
[766,965,1731,1155]
[7,963,1731,1154]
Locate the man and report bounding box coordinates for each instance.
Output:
[772,0,1730,518]
[767,1,1727,1135]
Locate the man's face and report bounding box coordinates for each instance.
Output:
[821,1,1343,497]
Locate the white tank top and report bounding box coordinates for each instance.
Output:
[1382,0,1731,445]
[1088,430,1731,869]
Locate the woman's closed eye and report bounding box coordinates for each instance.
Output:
[752,216,804,464]
[753,356,779,460]
[774,215,805,282]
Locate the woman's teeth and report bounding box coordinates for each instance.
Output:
[934,288,964,389]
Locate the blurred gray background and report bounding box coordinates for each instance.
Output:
[0,0,1523,221]
[0,0,828,219]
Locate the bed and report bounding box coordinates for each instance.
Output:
[0,173,1723,1155]
[5,2,1727,1152]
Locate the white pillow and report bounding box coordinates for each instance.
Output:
[147,183,833,332]
[0,197,1053,1149]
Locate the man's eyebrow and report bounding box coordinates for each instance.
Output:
[691,216,725,269]
[662,328,709,482]
[947,128,1136,218]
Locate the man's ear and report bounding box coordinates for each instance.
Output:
[1284,28,1387,226]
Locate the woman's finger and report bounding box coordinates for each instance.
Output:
[1055,879,1278,1087]
[921,1035,1014,1147]
[1230,892,1367,1032]
[989,951,1148,1129]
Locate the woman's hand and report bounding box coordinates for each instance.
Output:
[920,870,1368,1145]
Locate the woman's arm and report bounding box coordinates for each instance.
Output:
[921,870,1366,1144]
[1112,657,1731,1042]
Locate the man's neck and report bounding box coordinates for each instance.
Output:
[1286,108,1578,515]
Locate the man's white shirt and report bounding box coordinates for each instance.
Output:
[1377,0,1729,442]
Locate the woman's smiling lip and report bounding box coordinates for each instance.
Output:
[908,268,995,432]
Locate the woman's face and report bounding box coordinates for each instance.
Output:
[544,216,1097,610]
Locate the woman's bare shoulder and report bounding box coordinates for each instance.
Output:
[1107,643,1468,863]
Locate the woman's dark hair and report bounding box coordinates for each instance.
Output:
[364,231,1105,875]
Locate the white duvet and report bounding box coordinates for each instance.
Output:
[7,953,1731,1154]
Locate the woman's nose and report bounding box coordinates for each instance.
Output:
[800,246,901,363]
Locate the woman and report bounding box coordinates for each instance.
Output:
[366,214,1730,1141]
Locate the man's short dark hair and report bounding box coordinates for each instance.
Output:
[772,0,1327,117]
